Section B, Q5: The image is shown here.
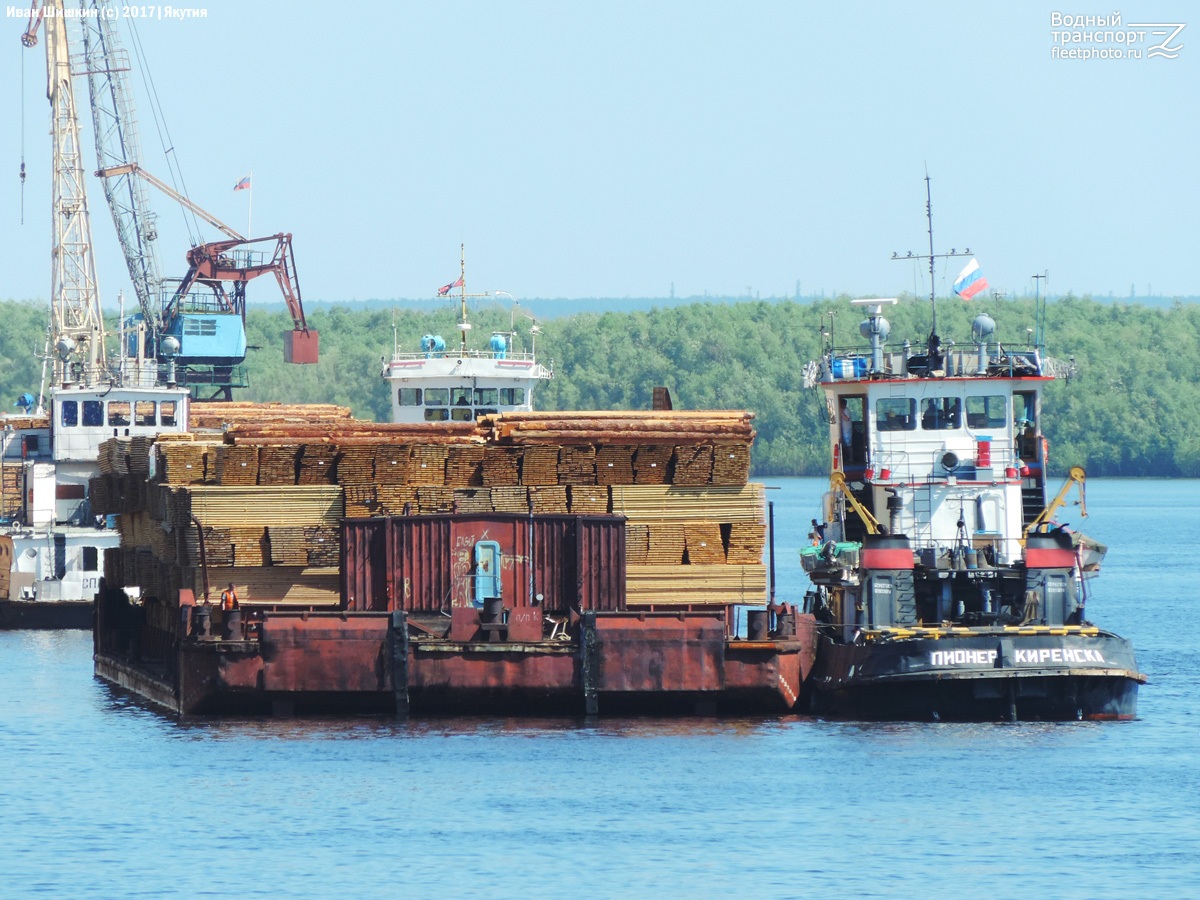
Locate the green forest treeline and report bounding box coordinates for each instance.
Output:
[2,294,1198,477]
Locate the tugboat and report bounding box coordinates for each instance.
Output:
[382,246,552,424]
[800,186,1145,721]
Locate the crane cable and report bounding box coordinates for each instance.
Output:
[125,12,203,246]
[20,38,26,224]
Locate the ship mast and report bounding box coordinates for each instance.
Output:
[449,244,492,355]
[892,173,972,365]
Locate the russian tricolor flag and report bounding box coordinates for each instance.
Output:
[437,276,464,296]
[953,258,988,300]
[233,174,251,191]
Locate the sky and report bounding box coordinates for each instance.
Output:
[1,0,1196,308]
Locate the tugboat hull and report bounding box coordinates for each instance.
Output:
[808,630,1144,721]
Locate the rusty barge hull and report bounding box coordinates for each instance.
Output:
[94,607,816,716]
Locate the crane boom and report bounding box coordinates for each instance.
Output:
[96,163,245,242]
[79,6,163,331]
[24,0,108,384]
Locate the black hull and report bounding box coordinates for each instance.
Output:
[0,600,93,630]
[808,630,1144,722]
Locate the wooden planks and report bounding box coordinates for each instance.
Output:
[625,564,768,606]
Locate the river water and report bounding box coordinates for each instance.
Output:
[2,478,1197,897]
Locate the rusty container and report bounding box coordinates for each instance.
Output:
[341,513,626,614]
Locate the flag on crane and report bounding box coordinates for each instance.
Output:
[952,258,989,300]
[437,277,464,296]
[233,174,251,192]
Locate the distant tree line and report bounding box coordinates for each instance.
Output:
[2,294,1198,477]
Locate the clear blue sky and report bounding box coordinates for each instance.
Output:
[2,1,1195,305]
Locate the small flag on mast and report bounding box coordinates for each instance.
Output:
[233,174,251,191]
[437,276,464,296]
[953,258,989,300]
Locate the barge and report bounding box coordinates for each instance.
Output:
[93,411,816,715]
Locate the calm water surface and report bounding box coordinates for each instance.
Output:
[2,478,1198,898]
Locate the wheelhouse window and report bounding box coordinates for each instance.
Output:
[499,388,525,405]
[450,387,472,406]
[82,401,103,427]
[107,401,131,427]
[425,388,449,406]
[966,395,1006,429]
[424,408,449,422]
[135,401,156,427]
[920,397,961,430]
[450,407,473,421]
[82,546,98,572]
[875,397,917,432]
[398,388,422,406]
[160,401,177,427]
[474,388,498,406]
[60,400,78,427]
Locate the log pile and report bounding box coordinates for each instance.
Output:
[97,406,767,612]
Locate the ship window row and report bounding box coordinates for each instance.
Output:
[875,395,1009,432]
[397,387,526,407]
[59,399,178,429]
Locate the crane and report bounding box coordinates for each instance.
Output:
[22,0,108,387]
[35,1,319,401]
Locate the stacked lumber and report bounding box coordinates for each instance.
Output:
[157,441,208,484]
[482,447,521,486]
[417,487,454,514]
[411,445,448,485]
[97,404,768,614]
[445,444,485,487]
[558,445,596,484]
[595,444,635,485]
[568,485,609,515]
[213,445,259,485]
[189,402,354,432]
[726,523,767,564]
[453,488,493,514]
[684,522,725,564]
[298,444,338,484]
[625,523,650,565]
[529,485,568,514]
[377,485,417,515]
[711,443,752,485]
[0,415,49,430]
[257,445,300,485]
[485,410,755,445]
[646,524,686,565]
[179,485,344,528]
[343,483,380,518]
[128,436,155,476]
[375,445,412,484]
[1,464,21,517]
[267,526,310,566]
[98,438,129,475]
[633,444,672,484]
[626,565,767,606]
[490,486,530,513]
[304,526,339,566]
[520,446,559,485]
[672,444,714,485]
[338,445,375,483]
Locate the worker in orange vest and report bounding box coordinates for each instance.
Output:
[220,582,239,611]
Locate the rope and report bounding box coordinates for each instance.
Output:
[126,13,203,245]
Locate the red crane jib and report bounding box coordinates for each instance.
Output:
[181,233,318,364]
